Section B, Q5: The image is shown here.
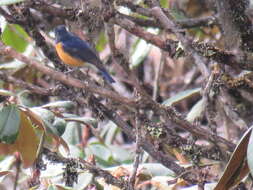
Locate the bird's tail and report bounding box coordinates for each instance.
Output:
[100,68,115,83]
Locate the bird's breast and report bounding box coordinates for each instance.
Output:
[55,42,85,67]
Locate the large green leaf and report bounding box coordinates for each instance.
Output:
[86,143,112,162]
[100,121,119,145]
[1,24,29,53]
[0,105,20,144]
[109,145,133,163]
[61,122,80,145]
[0,0,25,5]
[214,127,252,189]
[30,107,66,136]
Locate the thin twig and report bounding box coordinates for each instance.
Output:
[0,71,52,96]
[13,154,21,190]
[128,116,142,190]
[150,7,210,78]
[42,148,129,189]
[152,51,165,101]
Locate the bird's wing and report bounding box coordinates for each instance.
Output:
[61,37,115,83]
[62,37,100,65]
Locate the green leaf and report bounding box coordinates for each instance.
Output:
[100,121,119,145]
[109,145,133,163]
[17,91,38,107]
[53,117,66,136]
[96,31,107,52]
[160,0,169,8]
[30,107,55,124]
[1,24,29,53]
[87,143,112,163]
[170,9,187,20]
[0,60,26,70]
[130,38,151,69]
[30,107,61,136]
[47,185,57,190]
[0,0,25,5]
[162,88,201,106]
[0,105,20,144]
[62,122,80,145]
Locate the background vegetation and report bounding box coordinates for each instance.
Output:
[0,0,253,189]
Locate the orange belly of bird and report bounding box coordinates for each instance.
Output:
[55,43,85,67]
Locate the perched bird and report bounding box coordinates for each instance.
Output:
[54,25,115,83]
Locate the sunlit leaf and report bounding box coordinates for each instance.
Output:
[186,98,206,123]
[0,60,26,70]
[96,32,108,52]
[130,27,158,69]
[72,173,93,190]
[214,127,252,190]
[0,105,20,144]
[0,0,25,5]
[181,183,217,189]
[130,39,151,69]
[163,88,201,106]
[1,24,29,52]
[0,89,14,97]
[107,163,175,177]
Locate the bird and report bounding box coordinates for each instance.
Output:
[54,25,115,83]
